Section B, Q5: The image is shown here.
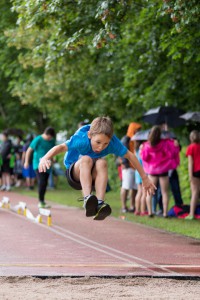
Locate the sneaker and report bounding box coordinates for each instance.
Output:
[0,185,6,191]
[93,202,112,221]
[84,195,98,217]
[140,211,149,216]
[121,207,128,213]
[38,202,51,209]
[134,211,140,216]
[185,215,194,220]
[6,186,11,192]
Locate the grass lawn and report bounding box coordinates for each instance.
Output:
[16,177,200,240]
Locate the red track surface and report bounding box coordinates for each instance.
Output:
[0,192,200,277]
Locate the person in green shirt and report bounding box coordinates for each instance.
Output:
[24,127,56,208]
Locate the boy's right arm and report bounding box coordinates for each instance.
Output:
[39,143,68,172]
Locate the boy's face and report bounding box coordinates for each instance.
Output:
[88,132,111,153]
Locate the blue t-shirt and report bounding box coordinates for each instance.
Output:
[64,125,128,169]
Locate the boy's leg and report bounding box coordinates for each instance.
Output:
[92,159,112,220]
[72,156,94,197]
[72,156,98,217]
[92,158,108,200]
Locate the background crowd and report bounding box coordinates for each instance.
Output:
[118,122,200,220]
[0,120,200,219]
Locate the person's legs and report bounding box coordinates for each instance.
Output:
[36,170,49,203]
[92,158,108,201]
[135,184,142,214]
[130,189,137,211]
[169,169,183,206]
[159,176,169,217]
[141,189,147,214]
[147,175,158,216]
[5,173,11,190]
[72,156,94,197]
[1,173,6,189]
[189,177,200,218]
[120,188,128,212]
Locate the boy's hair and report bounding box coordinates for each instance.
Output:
[90,117,113,138]
[148,125,161,147]
[44,127,56,138]
[190,130,200,143]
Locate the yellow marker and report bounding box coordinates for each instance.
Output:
[47,216,52,226]
[23,208,27,217]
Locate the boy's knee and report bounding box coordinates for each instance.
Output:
[96,159,107,169]
[80,156,93,167]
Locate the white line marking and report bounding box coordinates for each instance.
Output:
[53,224,179,275]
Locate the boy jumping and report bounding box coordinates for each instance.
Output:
[39,117,156,220]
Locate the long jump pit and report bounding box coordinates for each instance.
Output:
[0,192,200,299]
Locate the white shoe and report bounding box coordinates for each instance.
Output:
[6,186,11,192]
[0,185,6,191]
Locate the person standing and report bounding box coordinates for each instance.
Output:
[141,126,180,217]
[22,134,36,190]
[24,127,56,208]
[0,131,12,191]
[120,122,141,213]
[185,130,200,220]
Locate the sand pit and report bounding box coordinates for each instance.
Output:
[0,277,199,300]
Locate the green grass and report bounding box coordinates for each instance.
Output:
[16,176,200,240]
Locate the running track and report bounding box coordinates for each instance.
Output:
[0,192,200,277]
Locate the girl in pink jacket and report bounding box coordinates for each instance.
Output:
[141,126,180,217]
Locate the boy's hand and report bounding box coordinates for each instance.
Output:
[142,175,156,196]
[39,158,51,172]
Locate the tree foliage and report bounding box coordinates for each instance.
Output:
[0,0,199,134]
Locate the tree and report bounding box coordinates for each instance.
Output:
[1,0,199,135]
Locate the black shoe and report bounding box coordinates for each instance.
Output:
[93,202,112,221]
[84,195,98,217]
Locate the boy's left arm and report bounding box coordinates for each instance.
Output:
[124,150,156,196]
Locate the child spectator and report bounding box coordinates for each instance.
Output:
[22,134,36,190]
[24,127,56,208]
[141,126,179,217]
[38,117,155,221]
[14,135,24,187]
[134,140,148,216]
[185,130,200,220]
[0,131,12,191]
[120,122,141,213]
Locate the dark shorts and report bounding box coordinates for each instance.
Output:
[193,171,200,178]
[1,161,11,174]
[149,172,168,177]
[66,159,97,191]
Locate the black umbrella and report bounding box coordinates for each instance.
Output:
[180,112,200,123]
[142,106,185,128]
[131,129,176,141]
